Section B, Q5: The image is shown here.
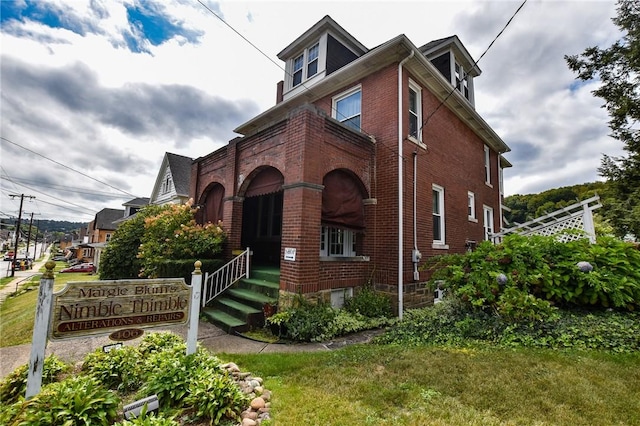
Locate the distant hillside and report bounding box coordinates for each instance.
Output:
[0,218,86,234]
[503,181,610,225]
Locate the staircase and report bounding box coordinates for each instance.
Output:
[201,266,280,334]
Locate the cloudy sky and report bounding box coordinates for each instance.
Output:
[0,0,623,222]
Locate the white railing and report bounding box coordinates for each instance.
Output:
[493,195,602,244]
[202,248,250,307]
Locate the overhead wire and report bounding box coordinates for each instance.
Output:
[1,136,138,198]
[196,0,527,162]
[418,0,528,134]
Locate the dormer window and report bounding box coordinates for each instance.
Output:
[291,42,320,88]
[455,62,470,100]
[422,36,479,107]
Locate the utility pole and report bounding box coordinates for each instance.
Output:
[25,212,39,259]
[8,194,35,277]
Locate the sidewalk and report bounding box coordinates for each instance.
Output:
[0,252,51,306]
[0,255,383,379]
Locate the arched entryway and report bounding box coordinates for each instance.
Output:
[241,167,284,266]
[196,183,225,225]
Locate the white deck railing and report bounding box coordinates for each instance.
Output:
[493,195,602,244]
[202,248,250,307]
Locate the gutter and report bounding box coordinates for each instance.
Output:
[398,50,414,321]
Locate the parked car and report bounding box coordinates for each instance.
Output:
[60,263,96,273]
[3,251,15,261]
[12,257,33,270]
[52,256,68,261]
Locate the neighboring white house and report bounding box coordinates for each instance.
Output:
[150,153,193,206]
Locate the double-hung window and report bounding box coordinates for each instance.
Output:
[408,80,422,141]
[292,54,304,87]
[291,42,320,88]
[432,184,446,246]
[333,86,361,131]
[484,145,491,185]
[307,43,319,78]
[468,191,476,221]
[483,205,494,241]
[320,226,356,257]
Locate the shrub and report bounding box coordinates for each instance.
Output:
[284,299,338,342]
[82,345,143,392]
[426,234,640,318]
[137,332,185,356]
[10,375,119,425]
[343,285,392,318]
[183,365,248,424]
[0,354,68,405]
[113,408,179,426]
[376,299,640,353]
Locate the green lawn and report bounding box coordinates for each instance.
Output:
[229,345,640,425]
[0,267,99,347]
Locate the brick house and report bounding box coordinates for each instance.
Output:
[191,16,511,313]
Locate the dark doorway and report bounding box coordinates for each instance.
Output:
[241,191,283,265]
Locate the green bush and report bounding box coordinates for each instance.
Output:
[343,286,392,318]
[183,365,248,424]
[376,299,640,353]
[268,297,397,343]
[9,375,120,425]
[137,332,185,356]
[82,345,143,392]
[427,234,640,319]
[113,408,178,426]
[0,354,68,405]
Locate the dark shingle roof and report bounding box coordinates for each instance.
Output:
[123,197,150,207]
[166,153,193,197]
[94,208,125,230]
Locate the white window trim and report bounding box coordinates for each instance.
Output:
[320,226,357,257]
[408,79,423,145]
[432,184,448,249]
[332,85,362,130]
[468,191,477,222]
[484,145,492,187]
[483,205,495,241]
[287,40,323,90]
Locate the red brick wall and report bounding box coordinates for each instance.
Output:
[192,61,504,308]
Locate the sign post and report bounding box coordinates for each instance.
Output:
[25,262,203,399]
[26,261,55,398]
[186,261,202,355]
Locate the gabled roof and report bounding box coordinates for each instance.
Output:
[123,197,150,207]
[93,208,125,231]
[277,15,367,60]
[236,27,509,155]
[149,152,193,204]
[419,35,481,77]
[166,153,192,197]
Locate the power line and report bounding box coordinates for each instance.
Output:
[195,3,377,140]
[0,175,132,199]
[419,0,528,133]
[1,136,137,198]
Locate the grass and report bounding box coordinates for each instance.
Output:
[229,345,640,425]
[2,262,639,425]
[0,264,99,347]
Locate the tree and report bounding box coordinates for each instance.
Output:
[99,202,226,280]
[565,0,640,239]
[99,204,164,279]
[137,202,225,278]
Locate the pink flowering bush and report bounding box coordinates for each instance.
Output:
[137,201,226,278]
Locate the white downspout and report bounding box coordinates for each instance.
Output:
[398,50,414,321]
[413,151,420,281]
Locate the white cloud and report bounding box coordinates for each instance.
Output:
[0,0,624,221]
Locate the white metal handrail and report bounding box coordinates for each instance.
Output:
[202,248,250,307]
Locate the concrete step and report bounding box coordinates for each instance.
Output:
[201,307,248,334]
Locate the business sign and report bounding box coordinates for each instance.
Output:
[50,278,191,341]
[284,247,296,261]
